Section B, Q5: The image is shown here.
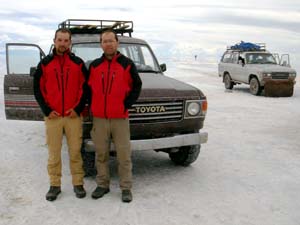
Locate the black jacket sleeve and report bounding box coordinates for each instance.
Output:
[74,61,90,116]
[33,62,52,116]
[124,62,142,109]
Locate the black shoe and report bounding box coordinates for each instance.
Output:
[74,185,86,198]
[46,186,61,201]
[91,186,110,199]
[122,190,132,203]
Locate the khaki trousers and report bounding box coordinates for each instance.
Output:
[45,116,84,186]
[91,118,132,190]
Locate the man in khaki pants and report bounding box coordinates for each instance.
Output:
[88,29,142,202]
[33,28,88,201]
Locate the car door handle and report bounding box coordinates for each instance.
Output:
[9,87,20,92]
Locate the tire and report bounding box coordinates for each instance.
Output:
[81,149,97,177]
[249,77,262,95]
[224,73,234,89]
[169,145,200,166]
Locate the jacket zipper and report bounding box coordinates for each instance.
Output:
[101,72,105,94]
[65,69,69,91]
[104,61,111,118]
[61,72,64,117]
[59,59,65,117]
[108,72,115,94]
[54,69,61,91]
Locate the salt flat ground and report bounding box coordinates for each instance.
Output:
[0,62,299,225]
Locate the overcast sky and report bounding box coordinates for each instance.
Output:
[1,0,300,74]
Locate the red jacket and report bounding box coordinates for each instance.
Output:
[88,52,142,118]
[33,49,88,117]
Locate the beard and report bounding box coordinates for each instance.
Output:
[104,50,117,59]
[56,46,67,55]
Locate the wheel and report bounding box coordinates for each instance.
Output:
[81,148,97,177]
[249,77,262,95]
[224,73,234,89]
[168,145,200,166]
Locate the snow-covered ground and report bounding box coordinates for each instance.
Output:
[0,63,300,225]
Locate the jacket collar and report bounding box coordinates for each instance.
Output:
[102,51,121,62]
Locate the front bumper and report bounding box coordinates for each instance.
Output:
[264,79,295,97]
[261,77,296,86]
[84,132,208,152]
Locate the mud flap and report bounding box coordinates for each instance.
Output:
[264,80,294,97]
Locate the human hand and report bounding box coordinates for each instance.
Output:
[48,111,60,119]
[66,109,78,118]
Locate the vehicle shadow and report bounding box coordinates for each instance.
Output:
[227,86,249,94]
[229,86,266,96]
[84,150,198,185]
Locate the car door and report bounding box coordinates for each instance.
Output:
[228,52,247,82]
[4,43,45,121]
[233,53,248,83]
[280,54,290,67]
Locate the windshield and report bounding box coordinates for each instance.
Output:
[245,53,277,64]
[72,42,160,72]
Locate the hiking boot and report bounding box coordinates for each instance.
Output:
[74,185,86,198]
[46,186,61,201]
[91,186,110,199]
[121,190,132,203]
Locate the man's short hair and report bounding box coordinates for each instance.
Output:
[54,28,72,40]
[100,29,118,43]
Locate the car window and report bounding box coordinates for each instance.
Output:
[222,52,232,63]
[246,53,277,64]
[231,52,239,64]
[7,45,41,75]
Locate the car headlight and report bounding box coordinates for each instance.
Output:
[290,73,297,77]
[187,102,200,116]
[262,72,272,78]
[184,100,207,118]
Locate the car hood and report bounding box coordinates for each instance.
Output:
[248,64,296,73]
[138,73,206,100]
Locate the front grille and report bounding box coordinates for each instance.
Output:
[271,72,289,80]
[129,101,183,124]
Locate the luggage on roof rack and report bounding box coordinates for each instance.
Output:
[58,19,134,36]
[228,41,266,51]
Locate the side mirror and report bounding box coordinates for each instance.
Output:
[30,67,37,77]
[160,63,167,72]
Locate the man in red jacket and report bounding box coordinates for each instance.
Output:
[88,29,142,203]
[33,28,88,201]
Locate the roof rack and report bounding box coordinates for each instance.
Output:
[227,42,266,51]
[58,19,133,37]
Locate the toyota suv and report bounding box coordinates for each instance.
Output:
[4,19,208,175]
[218,42,297,96]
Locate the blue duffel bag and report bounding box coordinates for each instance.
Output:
[231,41,260,51]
